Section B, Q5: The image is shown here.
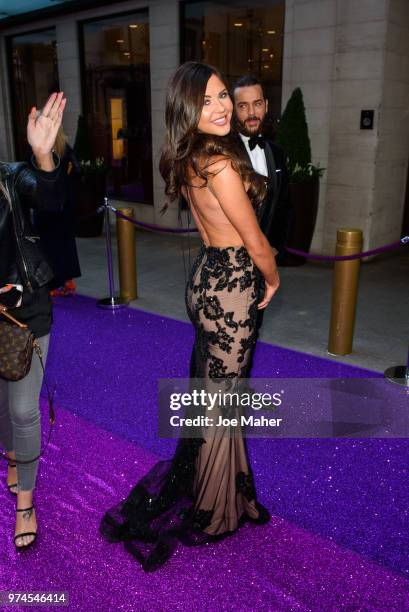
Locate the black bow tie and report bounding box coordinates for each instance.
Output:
[248,135,266,151]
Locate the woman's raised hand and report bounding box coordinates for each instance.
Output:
[27,92,67,159]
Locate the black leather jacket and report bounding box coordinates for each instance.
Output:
[0,157,64,293]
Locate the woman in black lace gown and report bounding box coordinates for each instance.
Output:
[99,62,280,571]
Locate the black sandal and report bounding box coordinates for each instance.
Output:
[14,506,37,551]
[7,463,17,495]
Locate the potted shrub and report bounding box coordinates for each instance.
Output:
[73,115,108,237]
[275,87,325,265]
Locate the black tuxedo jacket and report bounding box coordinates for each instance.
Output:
[236,134,293,259]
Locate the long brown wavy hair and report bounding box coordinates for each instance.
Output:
[159,62,267,207]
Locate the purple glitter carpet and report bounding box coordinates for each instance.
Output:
[1,294,408,611]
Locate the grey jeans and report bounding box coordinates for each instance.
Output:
[0,334,49,491]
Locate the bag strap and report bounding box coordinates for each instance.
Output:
[0,306,55,466]
[0,307,27,328]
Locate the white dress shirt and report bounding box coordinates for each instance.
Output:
[239,133,268,177]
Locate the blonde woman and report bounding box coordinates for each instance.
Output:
[31,120,81,296]
[0,92,66,550]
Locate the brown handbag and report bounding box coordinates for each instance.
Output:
[0,306,55,464]
[0,307,37,381]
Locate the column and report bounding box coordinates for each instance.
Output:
[149,0,181,227]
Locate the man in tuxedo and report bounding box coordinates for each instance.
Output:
[232,77,292,373]
[232,75,292,266]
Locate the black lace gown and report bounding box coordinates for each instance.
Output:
[99,243,270,571]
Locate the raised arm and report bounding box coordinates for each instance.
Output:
[17,92,67,211]
[28,92,66,171]
[208,158,279,308]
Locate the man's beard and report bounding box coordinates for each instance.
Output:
[235,114,267,137]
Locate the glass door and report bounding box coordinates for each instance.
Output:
[80,10,153,204]
[7,28,59,160]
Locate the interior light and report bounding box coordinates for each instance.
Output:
[234,22,243,27]
[267,30,276,34]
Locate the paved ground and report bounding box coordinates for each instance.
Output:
[74,229,409,373]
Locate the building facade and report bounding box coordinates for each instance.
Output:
[0,0,408,252]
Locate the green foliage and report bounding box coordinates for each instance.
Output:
[78,157,108,176]
[276,87,325,183]
[290,162,325,183]
[73,115,108,177]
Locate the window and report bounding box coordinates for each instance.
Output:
[8,28,59,160]
[181,1,285,131]
[80,11,153,204]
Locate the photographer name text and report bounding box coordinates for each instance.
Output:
[169,415,282,427]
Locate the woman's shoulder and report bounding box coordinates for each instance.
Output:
[0,161,28,177]
[206,155,241,183]
[0,162,31,192]
[188,156,237,193]
[195,153,236,173]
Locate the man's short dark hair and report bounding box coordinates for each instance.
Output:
[232,75,264,96]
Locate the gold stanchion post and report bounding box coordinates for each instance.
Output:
[116,207,137,301]
[328,228,363,355]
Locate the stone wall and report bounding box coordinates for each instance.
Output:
[283,0,409,252]
[149,0,181,227]
[0,0,407,241]
[371,0,409,246]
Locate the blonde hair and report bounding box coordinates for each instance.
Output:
[54,124,67,157]
[0,180,10,205]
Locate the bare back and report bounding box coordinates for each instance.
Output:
[183,167,251,248]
